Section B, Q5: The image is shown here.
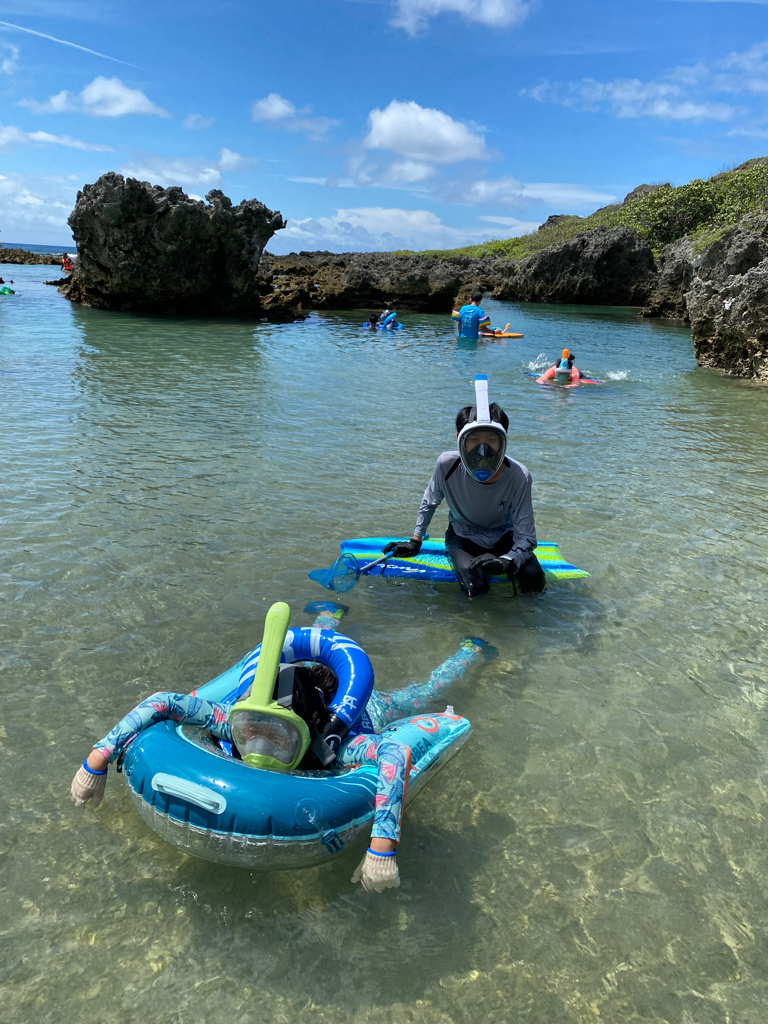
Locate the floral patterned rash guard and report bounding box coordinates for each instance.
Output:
[92,615,488,843]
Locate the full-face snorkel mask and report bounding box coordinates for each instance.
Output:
[229,602,311,772]
[555,349,572,381]
[457,374,507,483]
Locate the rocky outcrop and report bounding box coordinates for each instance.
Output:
[641,237,693,319]
[685,215,768,380]
[491,226,657,305]
[63,173,285,317]
[0,248,66,265]
[256,251,494,315]
[623,183,669,204]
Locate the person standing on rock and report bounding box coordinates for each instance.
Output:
[382,375,545,598]
[451,290,501,340]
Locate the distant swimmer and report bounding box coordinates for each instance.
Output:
[451,290,501,340]
[363,310,402,330]
[537,349,585,386]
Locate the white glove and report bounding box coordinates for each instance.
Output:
[70,763,108,808]
[351,849,400,892]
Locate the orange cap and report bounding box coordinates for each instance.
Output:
[561,348,570,359]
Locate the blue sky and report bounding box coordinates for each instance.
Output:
[1,0,768,250]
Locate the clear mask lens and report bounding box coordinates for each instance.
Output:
[459,427,506,482]
[230,711,304,766]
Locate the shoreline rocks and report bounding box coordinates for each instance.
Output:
[63,173,285,317]
[685,214,768,381]
[256,251,494,315]
[1,248,66,266]
[491,226,657,306]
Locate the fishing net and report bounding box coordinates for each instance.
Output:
[307,552,361,593]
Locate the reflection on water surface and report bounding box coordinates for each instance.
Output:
[2,265,768,1023]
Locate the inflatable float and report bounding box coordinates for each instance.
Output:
[524,371,604,385]
[337,537,589,582]
[481,331,524,338]
[119,613,470,870]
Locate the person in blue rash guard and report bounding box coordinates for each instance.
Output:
[70,602,496,893]
[451,289,501,340]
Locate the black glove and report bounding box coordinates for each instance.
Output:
[469,553,512,576]
[382,538,422,558]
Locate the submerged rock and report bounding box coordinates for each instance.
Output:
[686,214,768,380]
[491,226,657,306]
[256,251,494,314]
[64,173,285,317]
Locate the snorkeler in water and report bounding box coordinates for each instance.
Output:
[71,602,495,893]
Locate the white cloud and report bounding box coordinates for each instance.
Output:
[715,41,768,94]
[21,76,170,117]
[521,42,768,125]
[120,156,223,189]
[1,40,19,74]
[251,92,338,138]
[391,0,529,35]
[456,176,617,208]
[0,171,76,242]
[522,77,736,121]
[480,215,540,231]
[253,93,297,121]
[218,148,242,170]
[182,113,214,130]
[119,149,250,189]
[384,160,435,182]
[0,122,113,152]
[269,205,527,253]
[364,99,488,163]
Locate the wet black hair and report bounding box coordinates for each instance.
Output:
[367,312,379,327]
[455,402,509,433]
[470,289,484,303]
[290,663,338,732]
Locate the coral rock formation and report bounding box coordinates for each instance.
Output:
[256,251,493,314]
[63,173,285,316]
[491,227,657,306]
[686,215,768,380]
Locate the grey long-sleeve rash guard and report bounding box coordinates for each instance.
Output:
[413,451,537,568]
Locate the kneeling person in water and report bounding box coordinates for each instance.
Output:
[70,602,495,892]
[451,290,502,340]
[383,376,545,597]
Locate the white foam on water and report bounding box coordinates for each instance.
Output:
[607,370,630,380]
[528,353,549,371]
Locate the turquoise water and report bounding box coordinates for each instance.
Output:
[2,263,768,1024]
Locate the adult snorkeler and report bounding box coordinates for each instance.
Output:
[70,601,496,892]
[383,375,545,598]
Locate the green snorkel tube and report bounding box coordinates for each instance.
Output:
[229,602,311,772]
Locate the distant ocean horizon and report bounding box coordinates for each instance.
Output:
[1,243,76,255]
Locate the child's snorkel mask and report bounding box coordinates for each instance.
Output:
[555,349,572,381]
[457,374,507,483]
[229,602,311,772]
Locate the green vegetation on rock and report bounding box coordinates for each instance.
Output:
[396,158,768,262]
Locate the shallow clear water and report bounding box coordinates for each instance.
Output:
[2,263,768,1024]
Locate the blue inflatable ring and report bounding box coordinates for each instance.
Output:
[120,633,471,870]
